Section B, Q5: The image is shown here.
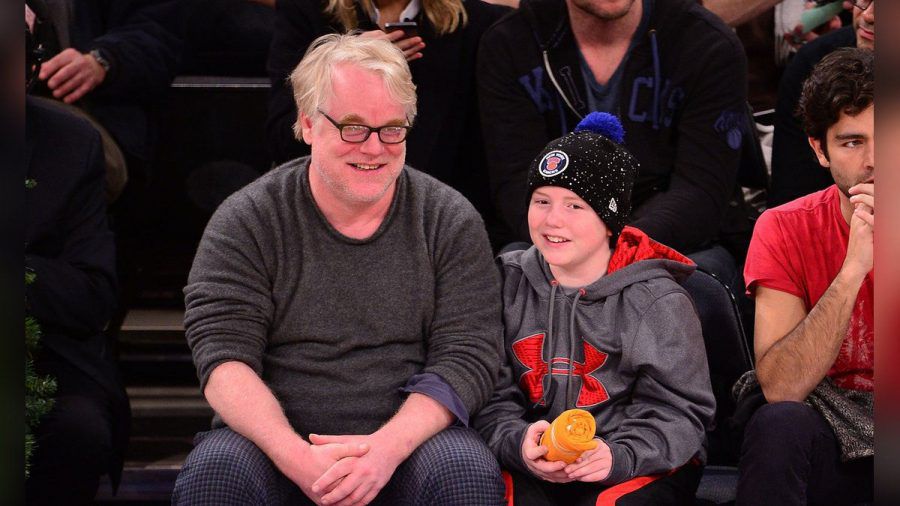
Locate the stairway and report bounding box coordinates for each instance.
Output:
[95,308,210,504]
[95,75,271,503]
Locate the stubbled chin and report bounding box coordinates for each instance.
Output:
[837,184,852,200]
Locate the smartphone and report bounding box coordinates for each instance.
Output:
[384,21,418,40]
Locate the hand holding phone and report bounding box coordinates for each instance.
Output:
[384,21,418,40]
[365,22,424,61]
[360,25,424,61]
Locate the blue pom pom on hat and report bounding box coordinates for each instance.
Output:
[574,111,626,145]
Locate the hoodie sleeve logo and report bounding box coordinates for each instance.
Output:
[539,150,569,177]
[511,333,609,408]
[714,109,745,150]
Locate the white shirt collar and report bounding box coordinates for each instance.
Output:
[372,0,421,24]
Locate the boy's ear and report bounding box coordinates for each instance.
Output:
[808,136,830,168]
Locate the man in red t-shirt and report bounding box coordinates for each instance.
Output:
[736,48,874,506]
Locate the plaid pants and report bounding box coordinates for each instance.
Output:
[172,425,505,505]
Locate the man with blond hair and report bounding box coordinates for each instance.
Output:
[173,34,505,506]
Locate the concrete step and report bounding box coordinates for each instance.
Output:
[117,308,196,386]
[126,385,211,455]
[127,385,211,419]
[95,386,209,504]
[96,387,211,502]
[95,466,181,504]
[120,308,185,338]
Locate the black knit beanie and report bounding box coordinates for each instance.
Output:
[527,112,640,242]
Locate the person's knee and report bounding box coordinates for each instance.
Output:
[439,438,503,486]
[688,245,738,287]
[173,429,276,505]
[26,396,113,504]
[744,401,819,451]
[410,428,504,502]
[38,395,113,470]
[58,411,111,452]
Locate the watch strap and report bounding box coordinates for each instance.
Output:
[89,48,111,73]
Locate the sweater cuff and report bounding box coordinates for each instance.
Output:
[401,373,469,426]
[602,440,634,485]
[508,423,532,476]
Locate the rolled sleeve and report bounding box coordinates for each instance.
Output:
[402,372,469,426]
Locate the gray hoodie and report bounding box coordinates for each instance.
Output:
[474,227,715,484]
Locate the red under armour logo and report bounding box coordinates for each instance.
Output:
[511,333,609,408]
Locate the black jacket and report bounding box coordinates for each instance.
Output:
[29,0,183,162]
[769,26,856,208]
[478,0,749,252]
[25,97,130,488]
[266,0,509,241]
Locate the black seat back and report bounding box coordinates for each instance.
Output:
[683,269,754,466]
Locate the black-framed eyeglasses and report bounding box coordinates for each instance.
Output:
[849,0,873,11]
[317,109,412,144]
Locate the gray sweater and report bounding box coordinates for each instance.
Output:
[184,158,502,437]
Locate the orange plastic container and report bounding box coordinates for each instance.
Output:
[539,409,599,464]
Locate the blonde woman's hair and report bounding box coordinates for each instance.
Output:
[325,0,467,36]
[289,33,417,138]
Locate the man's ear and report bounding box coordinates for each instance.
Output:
[808,136,830,168]
[296,112,314,145]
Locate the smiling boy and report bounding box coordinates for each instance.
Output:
[475,113,715,505]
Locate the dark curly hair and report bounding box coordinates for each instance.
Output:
[797,48,874,159]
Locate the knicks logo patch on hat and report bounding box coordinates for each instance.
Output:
[539,150,569,177]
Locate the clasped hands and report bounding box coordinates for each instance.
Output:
[284,432,404,506]
[521,420,613,484]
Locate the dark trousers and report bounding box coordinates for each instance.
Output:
[505,460,702,506]
[687,244,739,293]
[173,426,505,505]
[25,354,116,506]
[736,401,873,506]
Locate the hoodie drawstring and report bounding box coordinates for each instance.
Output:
[548,280,587,409]
[566,287,586,407]
[543,50,582,119]
[544,28,662,130]
[540,280,560,407]
[650,29,660,130]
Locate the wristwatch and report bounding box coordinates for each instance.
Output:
[89,48,111,73]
